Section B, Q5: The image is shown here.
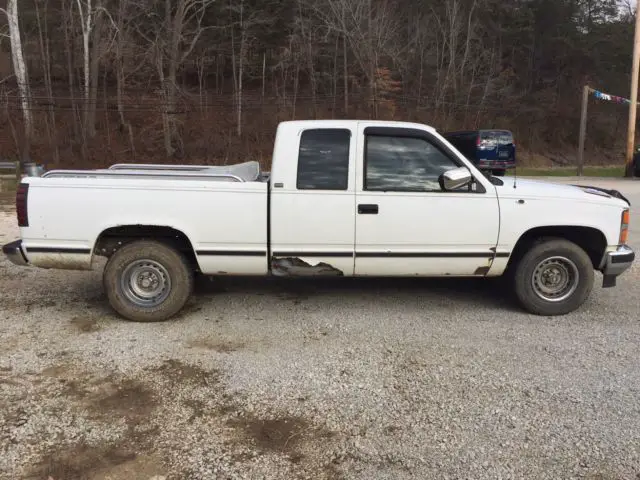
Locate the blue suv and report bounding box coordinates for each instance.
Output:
[443,129,516,176]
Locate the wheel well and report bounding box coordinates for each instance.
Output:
[506,226,607,270]
[94,225,199,269]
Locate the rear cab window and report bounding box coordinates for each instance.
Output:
[297,129,351,190]
[479,130,514,149]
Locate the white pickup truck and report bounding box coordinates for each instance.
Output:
[2,120,635,321]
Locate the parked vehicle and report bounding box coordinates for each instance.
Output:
[443,129,516,176]
[2,120,634,322]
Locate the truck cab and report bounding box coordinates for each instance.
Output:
[269,120,502,278]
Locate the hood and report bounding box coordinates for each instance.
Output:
[494,177,630,208]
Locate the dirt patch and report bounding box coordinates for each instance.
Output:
[70,316,102,333]
[42,363,73,378]
[90,378,157,421]
[230,415,310,452]
[41,363,158,426]
[23,371,163,480]
[29,443,136,480]
[184,398,207,423]
[150,359,219,387]
[26,439,166,480]
[187,337,245,353]
[226,412,342,477]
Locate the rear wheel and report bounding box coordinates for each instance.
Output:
[492,169,506,176]
[103,240,194,322]
[513,238,594,316]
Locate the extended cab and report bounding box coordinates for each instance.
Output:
[2,120,635,321]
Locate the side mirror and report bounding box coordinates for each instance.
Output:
[438,167,472,191]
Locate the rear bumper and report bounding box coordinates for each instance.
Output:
[600,245,635,287]
[477,160,515,169]
[2,239,28,266]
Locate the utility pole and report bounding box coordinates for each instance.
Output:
[625,0,640,178]
[577,85,590,176]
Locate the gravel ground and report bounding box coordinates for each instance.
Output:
[1,177,640,480]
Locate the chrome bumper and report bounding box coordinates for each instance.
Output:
[601,245,635,287]
[2,239,28,267]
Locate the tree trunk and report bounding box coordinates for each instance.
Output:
[343,34,348,115]
[77,0,93,145]
[34,0,59,166]
[6,0,33,164]
[62,0,80,141]
[87,7,104,139]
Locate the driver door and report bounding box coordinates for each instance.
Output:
[354,124,500,276]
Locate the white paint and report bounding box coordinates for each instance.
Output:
[14,120,630,281]
[353,121,500,276]
[269,121,358,275]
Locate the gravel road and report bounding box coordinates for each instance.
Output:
[1,178,639,480]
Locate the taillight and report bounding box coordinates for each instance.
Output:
[16,183,29,227]
[620,209,630,244]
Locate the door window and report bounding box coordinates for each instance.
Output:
[364,135,460,192]
[297,129,351,190]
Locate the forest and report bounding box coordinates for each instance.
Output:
[0,0,636,169]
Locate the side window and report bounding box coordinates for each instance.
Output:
[297,129,351,190]
[364,135,460,192]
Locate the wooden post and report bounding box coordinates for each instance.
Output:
[15,160,20,184]
[577,85,589,176]
[625,1,640,178]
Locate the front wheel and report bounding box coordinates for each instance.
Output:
[513,238,594,316]
[103,240,194,322]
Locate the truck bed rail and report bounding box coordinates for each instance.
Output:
[108,163,212,172]
[41,169,244,182]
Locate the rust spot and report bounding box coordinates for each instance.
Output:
[474,266,490,275]
[272,257,343,277]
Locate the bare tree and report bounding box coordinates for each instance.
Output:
[1,0,33,163]
[135,0,217,157]
[34,0,59,166]
[309,0,400,117]
[75,0,116,145]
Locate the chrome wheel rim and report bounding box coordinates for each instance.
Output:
[120,259,171,307]
[531,256,579,302]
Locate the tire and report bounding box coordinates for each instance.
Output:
[103,240,194,322]
[492,169,506,176]
[513,238,594,316]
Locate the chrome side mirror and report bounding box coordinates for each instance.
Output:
[439,167,472,191]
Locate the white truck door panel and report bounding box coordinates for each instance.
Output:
[354,125,500,276]
[269,126,357,276]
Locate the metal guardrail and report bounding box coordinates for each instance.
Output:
[0,161,20,171]
[1,162,46,179]
[0,161,20,182]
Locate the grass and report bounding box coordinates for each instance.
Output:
[507,166,626,177]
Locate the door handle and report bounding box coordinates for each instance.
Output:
[358,204,379,214]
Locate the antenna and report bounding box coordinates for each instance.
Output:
[513,135,517,189]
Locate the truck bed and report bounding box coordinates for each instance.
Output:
[17,161,269,275]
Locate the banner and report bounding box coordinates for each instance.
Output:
[590,88,633,105]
